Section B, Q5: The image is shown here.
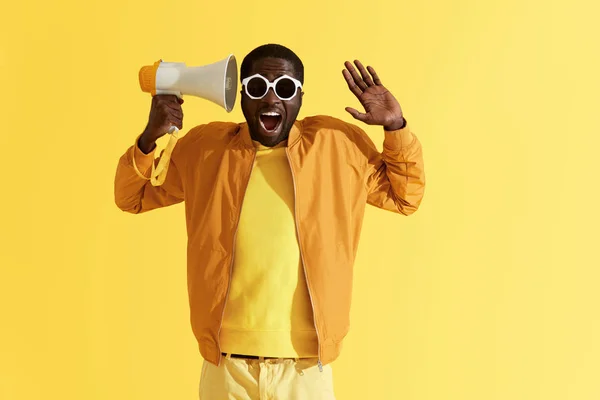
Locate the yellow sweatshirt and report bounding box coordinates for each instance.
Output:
[219,140,318,358]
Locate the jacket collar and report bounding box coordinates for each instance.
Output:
[236,120,302,149]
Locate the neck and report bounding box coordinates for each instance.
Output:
[250,131,290,148]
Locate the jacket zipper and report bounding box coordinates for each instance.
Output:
[216,150,257,367]
[286,148,323,372]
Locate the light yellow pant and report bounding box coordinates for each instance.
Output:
[199,355,336,399]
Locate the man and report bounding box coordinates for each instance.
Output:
[114,44,425,399]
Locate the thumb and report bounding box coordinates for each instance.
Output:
[345,107,368,122]
[177,98,184,105]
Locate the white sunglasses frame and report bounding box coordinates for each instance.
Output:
[241,74,303,101]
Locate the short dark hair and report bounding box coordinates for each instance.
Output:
[240,44,304,84]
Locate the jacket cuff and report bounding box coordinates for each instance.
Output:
[383,124,415,151]
[131,134,156,172]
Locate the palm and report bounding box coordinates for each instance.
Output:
[342,60,404,129]
[357,85,402,126]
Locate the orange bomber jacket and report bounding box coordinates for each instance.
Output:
[114,115,426,368]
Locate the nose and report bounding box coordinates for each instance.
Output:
[262,87,280,104]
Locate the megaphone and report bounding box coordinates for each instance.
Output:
[138,54,238,111]
[135,54,238,186]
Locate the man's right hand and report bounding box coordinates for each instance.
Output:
[138,95,184,154]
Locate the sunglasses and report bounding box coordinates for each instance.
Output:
[241,74,303,101]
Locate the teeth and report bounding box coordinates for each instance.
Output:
[259,115,281,131]
[261,112,280,116]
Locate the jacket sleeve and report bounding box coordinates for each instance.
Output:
[351,121,425,215]
[114,134,185,214]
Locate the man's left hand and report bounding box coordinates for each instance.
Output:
[342,60,405,131]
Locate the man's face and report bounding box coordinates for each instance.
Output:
[241,57,303,147]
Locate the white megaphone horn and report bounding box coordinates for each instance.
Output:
[135,54,238,186]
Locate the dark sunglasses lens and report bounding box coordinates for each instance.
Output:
[275,78,297,99]
[247,77,267,98]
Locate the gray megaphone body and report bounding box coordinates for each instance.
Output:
[136,55,238,186]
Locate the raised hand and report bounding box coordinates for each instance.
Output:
[342,60,405,131]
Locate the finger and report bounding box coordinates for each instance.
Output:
[167,95,184,105]
[367,66,382,85]
[342,69,363,98]
[169,116,183,129]
[345,107,369,123]
[161,99,183,113]
[156,94,182,106]
[155,94,180,104]
[167,107,183,120]
[354,60,374,86]
[344,61,368,91]
[164,94,181,102]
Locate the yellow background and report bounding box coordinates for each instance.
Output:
[1,0,599,398]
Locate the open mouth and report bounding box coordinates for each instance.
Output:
[259,111,282,132]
